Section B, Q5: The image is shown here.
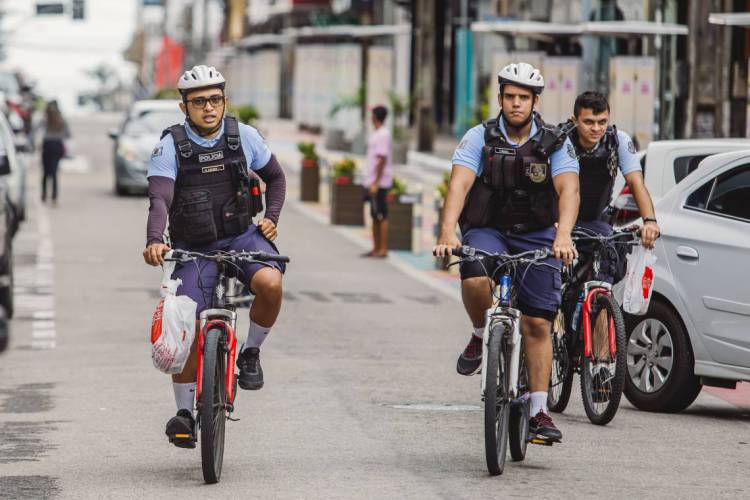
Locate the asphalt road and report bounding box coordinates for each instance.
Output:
[0,113,748,499]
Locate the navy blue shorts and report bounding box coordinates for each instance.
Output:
[460,227,562,319]
[172,225,285,317]
[366,188,389,221]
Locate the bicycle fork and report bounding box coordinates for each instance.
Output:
[581,281,615,359]
[481,307,522,398]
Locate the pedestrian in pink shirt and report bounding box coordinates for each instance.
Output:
[362,105,393,258]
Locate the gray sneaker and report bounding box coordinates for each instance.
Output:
[456,334,483,376]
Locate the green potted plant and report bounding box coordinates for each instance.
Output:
[230,104,260,125]
[298,142,320,202]
[330,158,364,226]
[386,176,420,252]
[328,85,366,152]
[387,91,413,165]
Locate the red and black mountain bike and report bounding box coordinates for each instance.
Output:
[165,249,289,484]
[547,226,639,425]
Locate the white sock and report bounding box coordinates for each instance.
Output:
[243,319,271,350]
[530,391,548,416]
[473,327,484,339]
[173,382,195,413]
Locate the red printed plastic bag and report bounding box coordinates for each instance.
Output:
[622,246,657,316]
[150,255,197,374]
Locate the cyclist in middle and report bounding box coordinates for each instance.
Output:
[434,62,580,443]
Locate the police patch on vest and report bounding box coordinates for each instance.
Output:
[525,163,547,183]
[198,151,224,163]
[201,164,225,174]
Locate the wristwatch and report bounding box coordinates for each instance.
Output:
[643,217,657,224]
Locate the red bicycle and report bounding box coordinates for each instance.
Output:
[165,249,289,484]
[548,227,638,425]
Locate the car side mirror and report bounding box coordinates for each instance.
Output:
[0,155,10,176]
[108,129,119,140]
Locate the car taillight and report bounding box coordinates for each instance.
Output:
[613,186,640,223]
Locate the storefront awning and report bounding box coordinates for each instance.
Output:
[284,24,411,39]
[237,34,290,49]
[708,13,750,27]
[471,20,688,37]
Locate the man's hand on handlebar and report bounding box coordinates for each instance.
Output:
[143,242,171,267]
[553,225,578,266]
[433,232,462,258]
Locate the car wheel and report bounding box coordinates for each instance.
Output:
[0,307,8,353]
[0,247,13,319]
[624,300,701,412]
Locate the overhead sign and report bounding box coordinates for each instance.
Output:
[36,2,65,15]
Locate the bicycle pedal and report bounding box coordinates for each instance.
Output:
[528,437,555,446]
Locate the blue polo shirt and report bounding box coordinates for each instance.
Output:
[452,116,580,177]
[147,118,271,180]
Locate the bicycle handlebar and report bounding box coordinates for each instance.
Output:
[446,245,551,264]
[166,249,291,264]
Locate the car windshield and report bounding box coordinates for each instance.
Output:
[0,72,19,96]
[123,109,184,136]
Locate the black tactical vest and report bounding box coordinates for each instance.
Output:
[163,116,263,244]
[459,113,568,234]
[571,125,619,222]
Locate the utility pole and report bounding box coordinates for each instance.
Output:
[414,0,435,152]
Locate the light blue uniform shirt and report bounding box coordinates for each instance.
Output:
[147,119,272,180]
[452,115,580,178]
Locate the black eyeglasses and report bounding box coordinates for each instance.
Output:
[186,94,225,109]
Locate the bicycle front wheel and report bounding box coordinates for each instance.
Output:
[484,322,510,476]
[508,348,529,462]
[580,294,627,425]
[200,328,227,484]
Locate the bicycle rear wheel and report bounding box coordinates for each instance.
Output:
[484,322,509,476]
[580,294,627,425]
[200,328,227,484]
[548,309,574,413]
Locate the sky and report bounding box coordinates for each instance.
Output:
[1,0,138,113]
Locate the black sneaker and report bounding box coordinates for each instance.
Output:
[591,365,613,403]
[165,409,196,449]
[529,411,563,443]
[456,334,483,376]
[237,346,264,390]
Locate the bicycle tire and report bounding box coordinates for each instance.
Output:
[548,309,574,413]
[484,322,510,476]
[200,328,227,484]
[508,347,529,462]
[580,294,627,425]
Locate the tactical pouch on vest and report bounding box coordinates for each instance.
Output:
[248,176,263,217]
[483,146,521,191]
[173,189,218,244]
[460,179,495,231]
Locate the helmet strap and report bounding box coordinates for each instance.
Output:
[500,109,535,135]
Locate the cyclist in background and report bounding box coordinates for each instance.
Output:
[142,65,287,448]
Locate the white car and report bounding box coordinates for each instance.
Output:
[611,139,750,222]
[621,150,750,412]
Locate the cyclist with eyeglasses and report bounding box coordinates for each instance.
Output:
[434,63,580,443]
[142,65,287,448]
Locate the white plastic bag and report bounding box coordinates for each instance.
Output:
[150,254,197,374]
[622,246,657,315]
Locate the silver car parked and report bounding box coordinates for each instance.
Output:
[619,150,750,412]
[109,100,183,195]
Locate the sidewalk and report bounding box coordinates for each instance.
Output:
[258,118,462,296]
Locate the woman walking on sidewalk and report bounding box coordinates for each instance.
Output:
[41,100,69,205]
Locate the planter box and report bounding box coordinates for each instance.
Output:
[300,160,320,202]
[331,180,364,226]
[387,193,421,252]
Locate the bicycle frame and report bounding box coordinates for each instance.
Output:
[581,281,616,359]
[195,261,239,413]
[481,305,523,398]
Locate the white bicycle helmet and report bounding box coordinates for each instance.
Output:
[497,62,545,94]
[177,65,226,93]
